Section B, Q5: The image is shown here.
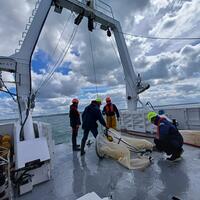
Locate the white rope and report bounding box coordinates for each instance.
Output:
[35,25,78,96]
[35,12,73,95]
[88,32,98,96]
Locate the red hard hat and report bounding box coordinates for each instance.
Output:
[106,96,111,103]
[72,98,79,103]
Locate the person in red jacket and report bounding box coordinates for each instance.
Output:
[69,98,81,151]
[102,97,120,129]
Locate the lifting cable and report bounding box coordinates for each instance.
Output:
[35,23,78,97]
[51,13,73,60]
[35,13,72,94]
[95,22,200,41]
[123,32,200,41]
[88,32,98,96]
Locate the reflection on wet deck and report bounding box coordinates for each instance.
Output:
[17,141,200,200]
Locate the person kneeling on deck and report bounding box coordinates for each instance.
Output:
[147,112,184,161]
[69,98,81,151]
[81,98,108,156]
[102,97,120,129]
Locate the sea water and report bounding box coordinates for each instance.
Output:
[34,114,71,144]
[0,113,105,145]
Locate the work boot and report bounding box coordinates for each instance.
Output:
[167,148,183,161]
[167,154,181,161]
[81,139,86,156]
[80,151,85,156]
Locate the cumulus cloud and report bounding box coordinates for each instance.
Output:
[0,0,35,55]
[136,43,200,81]
[135,42,200,107]
[149,0,200,39]
[140,76,200,106]
[0,97,18,119]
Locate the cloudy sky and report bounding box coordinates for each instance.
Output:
[0,0,200,119]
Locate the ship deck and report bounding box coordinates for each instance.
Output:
[16,138,200,200]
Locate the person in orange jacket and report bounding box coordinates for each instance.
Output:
[102,97,120,129]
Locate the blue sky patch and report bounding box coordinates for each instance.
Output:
[70,48,80,57]
[55,61,72,75]
[0,88,16,99]
[32,49,53,74]
[32,50,72,75]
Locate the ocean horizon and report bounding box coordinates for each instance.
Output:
[0,112,105,145]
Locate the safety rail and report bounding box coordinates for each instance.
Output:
[76,0,114,18]
[120,104,200,134]
[96,0,114,18]
[120,111,146,133]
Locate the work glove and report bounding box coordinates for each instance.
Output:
[106,135,113,142]
[104,127,113,142]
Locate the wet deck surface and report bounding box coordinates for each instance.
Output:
[16,139,200,200]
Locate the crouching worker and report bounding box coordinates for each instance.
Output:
[147,112,184,161]
[81,98,108,156]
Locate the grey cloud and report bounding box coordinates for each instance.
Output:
[68,24,124,85]
[0,98,18,119]
[142,56,172,80]
[175,84,198,94]
[179,44,200,77]
[0,0,33,55]
[180,45,194,55]
[135,43,200,85]
[32,71,85,98]
[140,78,200,106]
[107,0,151,32]
[163,18,176,29]
[149,0,200,43]
[33,97,69,115]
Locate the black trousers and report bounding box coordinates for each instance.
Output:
[154,138,182,156]
[81,128,98,152]
[72,127,79,149]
